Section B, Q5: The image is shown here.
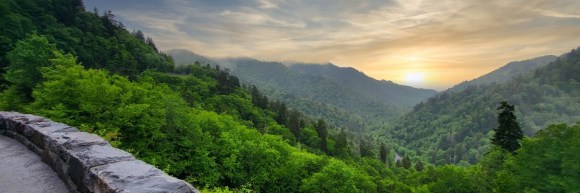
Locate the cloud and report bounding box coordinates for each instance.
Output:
[85,0,580,89]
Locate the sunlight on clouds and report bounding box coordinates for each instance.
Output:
[85,0,580,89]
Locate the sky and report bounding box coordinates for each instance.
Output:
[85,0,580,90]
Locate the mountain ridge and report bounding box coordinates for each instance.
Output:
[448,55,557,92]
[167,49,437,131]
[384,48,580,165]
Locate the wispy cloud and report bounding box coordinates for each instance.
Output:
[85,0,580,89]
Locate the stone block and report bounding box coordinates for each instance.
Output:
[2,113,46,135]
[119,175,200,193]
[46,132,109,160]
[65,145,135,192]
[25,121,79,148]
[14,133,42,155]
[89,160,198,193]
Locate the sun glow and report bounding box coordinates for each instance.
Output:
[404,72,424,83]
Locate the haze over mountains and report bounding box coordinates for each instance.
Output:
[449,55,557,92]
[385,49,580,164]
[168,49,437,131]
[3,0,580,191]
[169,47,580,166]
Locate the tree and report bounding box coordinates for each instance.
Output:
[491,101,523,154]
[300,160,376,193]
[315,119,329,154]
[402,155,412,169]
[395,160,402,168]
[5,34,57,95]
[379,142,388,165]
[414,160,424,171]
[333,129,349,157]
[359,138,374,158]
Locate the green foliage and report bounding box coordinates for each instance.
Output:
[492,101,523,153]
[0,34,59,111]
[402,155,412,169]
[3,1,578,192]
[300,159,376,193]
[387,48,580,164]
[496,124,580,193]
[415,160,424,172]
[5,34,57,91]
[169,50,437,134]
[379,142,388,164]
[0,0,173,82]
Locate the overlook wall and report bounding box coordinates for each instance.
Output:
[0,112,199,193]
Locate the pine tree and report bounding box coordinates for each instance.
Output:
[492,101,524,154]
[395,160,402,168]
[379,142,388,164]
[333,129,349,157]
[359,138,374,157]
[315,119,329,154]
[402,155,412,169]
[414,160,424,171]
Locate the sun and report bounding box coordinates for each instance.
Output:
[404,72,424,83]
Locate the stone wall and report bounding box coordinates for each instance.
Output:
[0,112,199,193]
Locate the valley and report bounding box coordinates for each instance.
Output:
[0,0,578,192]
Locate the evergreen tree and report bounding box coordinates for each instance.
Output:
[359,138,374,158]
[402,155,412,169]
[492,101,523,154]
[415,160,424,171]
[333,129,349,157]
[395,160,402,168]
[315,119,329,154]
[379,142,388,164]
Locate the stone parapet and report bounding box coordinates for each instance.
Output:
[0,112,199,193]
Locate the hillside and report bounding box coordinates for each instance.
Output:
[384,49,580,165]
[168,49,437,132]
[289,63,437,109]
[449,55,557,92]
[2,1,579,192]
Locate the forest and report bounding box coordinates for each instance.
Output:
[0,0,578,192]
[385,49,580,165]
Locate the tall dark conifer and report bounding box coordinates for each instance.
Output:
[315,119,329,153]
[402,155,412,169]
[379,142,388,164]
[492,101,523,154]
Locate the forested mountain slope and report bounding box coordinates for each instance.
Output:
[0,1,400,191]
[385,49,580,165]
[0,0,173,81]
[449,55,557,92]
[168,49,436,132]
[289,63,436,109]
[2,0,579,192]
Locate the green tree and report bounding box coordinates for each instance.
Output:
[359,138,374,158]
[333,129,349,157]
[379,142,388,164]
[5,34,57,96]
[402,155,412,169]
[496,124,580,193]
[300,160,376,193]
[415,160,424,171]
[315,119,329,154]
[492,101,523,154]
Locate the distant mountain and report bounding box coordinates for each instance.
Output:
[449,55,557,92]
[167,49,220,68]
[168,49,437,132]
[289,63,437,109]
[384,49,580,165]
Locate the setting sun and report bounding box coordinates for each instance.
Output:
[404,72,425,83]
